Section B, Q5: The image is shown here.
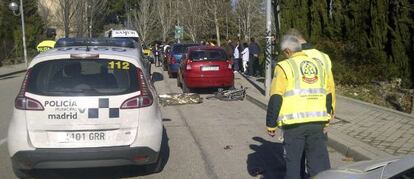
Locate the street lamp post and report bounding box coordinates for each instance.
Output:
[265,0,272,99]
[9,0,28,67]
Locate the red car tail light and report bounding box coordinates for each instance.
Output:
[227,60,232,69]
[15,69,44,111]
[121,68,153,109]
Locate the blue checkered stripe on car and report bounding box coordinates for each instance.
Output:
[88,98,119,119]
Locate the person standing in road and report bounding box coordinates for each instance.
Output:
[241,42,249,74]
[224,39,236,71]
[248,37,260,76]
[286,28,336,178]
[266,35,335,178]
[233,41,242,73]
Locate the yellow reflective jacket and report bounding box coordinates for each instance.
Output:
[272,52,331,127]
[303,48,336,114]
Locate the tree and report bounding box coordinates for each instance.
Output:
[131,0,156,43]
[71,0,108,37]
[155,0,175,42]
[235,0,266,42]
[0,0,44,64]
[55,0,80,37]
[180,0,207,42]
[277,0,413,87]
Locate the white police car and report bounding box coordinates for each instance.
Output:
[8,45,163,178]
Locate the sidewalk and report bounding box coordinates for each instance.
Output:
[0,63,27,78]
[234,72,414,161]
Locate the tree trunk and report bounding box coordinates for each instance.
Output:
[64,0,69,37]
[213,4,221,46]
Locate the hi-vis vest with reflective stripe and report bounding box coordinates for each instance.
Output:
[277,53,330,126]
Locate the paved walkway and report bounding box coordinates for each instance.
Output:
[233,73,414,161]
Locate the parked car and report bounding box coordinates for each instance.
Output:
[315,155,414,179]
[8,44,163,178]
[167,43,199,78]
[177,46,234,93]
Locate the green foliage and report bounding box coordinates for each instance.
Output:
[279,0,414,88]
[0,0,45,65]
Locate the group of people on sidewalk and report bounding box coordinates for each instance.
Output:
[224,37,261,77]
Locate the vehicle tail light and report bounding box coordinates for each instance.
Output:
[133,155,149,161]
[121,68,153,109]
[227,60,232,69]
[15,69,44,111]
[186,60,192,70]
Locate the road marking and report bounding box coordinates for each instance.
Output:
[0,138,7,146]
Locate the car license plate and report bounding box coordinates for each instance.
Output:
[53,131,107,143]
[201,66,219,71]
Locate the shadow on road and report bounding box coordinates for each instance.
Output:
[246,137,285,179]
[29,127,170,179]
[152,72,164,82]
[240,74,265,95]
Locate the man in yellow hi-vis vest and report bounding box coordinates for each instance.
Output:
[266,35,334,178]
[286,28,336,118]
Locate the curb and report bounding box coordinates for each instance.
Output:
[327,131,393,161]
[0,69,27,78]
[0,63,27,78]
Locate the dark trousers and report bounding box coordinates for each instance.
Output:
[238,58,243,72]
[233,58,240,71]
[248,55,259,76]
[283,122,330,179]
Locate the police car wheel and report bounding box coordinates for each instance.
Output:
[12,167,31,179]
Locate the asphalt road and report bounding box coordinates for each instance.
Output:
[0,66,353,179]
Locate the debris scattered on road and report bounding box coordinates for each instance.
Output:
[342,156,354,162]
[224,145,233,150]
[206,87,247,101]
[159,93,203,106]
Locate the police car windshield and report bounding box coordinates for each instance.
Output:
[190,49,227,61]
[27,59,139,96]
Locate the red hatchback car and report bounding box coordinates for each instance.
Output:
[177,46,234,92]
